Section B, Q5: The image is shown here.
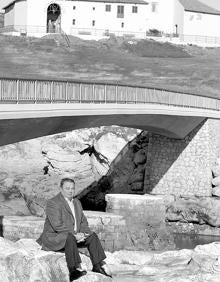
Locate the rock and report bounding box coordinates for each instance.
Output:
[2,237,220,282]
[130,182,143,191]
[0,238,111,282]
[212,186,220,197]
[133,149,147,165]
[128,166,145,184]
[0,126,139,216]
[212,166,220,177]
[212,176,220,186]
[166,197,220,227]
[152,249,193,266]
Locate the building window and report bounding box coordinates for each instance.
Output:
[93,7,95,10]
[72,19,76,25]
[151,2,158,13]
[132,6,138,13]
[117,5,124,18]
[92,20,95,26]
[105,4,111,12]
[73,6,76,10]
[121,22,124,28]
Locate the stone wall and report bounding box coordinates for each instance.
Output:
[106,194,174,250]
[145,119,220,196]
[1,211,129,252]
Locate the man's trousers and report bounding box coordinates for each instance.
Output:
[60,232,106,271]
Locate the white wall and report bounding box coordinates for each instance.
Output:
[183,11,220,37]
[4,3,14,26]
[147,0,184,34]
[14,0,27,27]
[64,1,149,36]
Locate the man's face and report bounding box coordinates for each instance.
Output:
[61,181,75,200]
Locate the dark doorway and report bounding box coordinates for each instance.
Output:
[47,3,61,33]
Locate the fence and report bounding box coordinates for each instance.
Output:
[0,77,220,111]
[1,25,220,45]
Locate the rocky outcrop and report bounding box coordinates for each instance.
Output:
[1,237,220,282]
[0,238,111,282]
[0,126,139,216]
[166,197,220,227]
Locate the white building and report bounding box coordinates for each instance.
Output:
[3,0,150,38]
[3,0,220,40]
[147,0,220,38]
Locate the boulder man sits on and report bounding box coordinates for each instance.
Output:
[37,177,111,281]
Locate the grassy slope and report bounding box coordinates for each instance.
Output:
[0,13,4,28]
[1,34,220,99]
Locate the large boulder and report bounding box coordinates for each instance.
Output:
[0,238,111,282]
[1,237,220,282]
[166,197,220,227]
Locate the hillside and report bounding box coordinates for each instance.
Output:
[0,34,220,99]
[0,13,4,28]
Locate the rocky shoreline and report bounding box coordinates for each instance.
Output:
[1,237,220,281]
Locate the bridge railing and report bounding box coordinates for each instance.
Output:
[0,77,220,111]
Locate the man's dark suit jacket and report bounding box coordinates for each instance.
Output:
[37,193,91,251]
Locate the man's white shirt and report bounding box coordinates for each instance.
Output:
[65,197,77,232]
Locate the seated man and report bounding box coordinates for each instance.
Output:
[37,177,110,281]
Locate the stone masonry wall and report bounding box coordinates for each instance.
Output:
[1,211,129,252]
[144,119,220,196]
[106,194,174,251]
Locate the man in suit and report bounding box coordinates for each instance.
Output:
[37,177,110,281]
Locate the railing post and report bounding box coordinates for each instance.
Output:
[79,83,82,103]
[135,87,138,104]
[50,81,53,103]
[115,85,118,104]
[92,84,95,103]
[34,80,37,103]
[16,79,19,104]
[104,85,107,103]
[0,79,1,101]
[65,82,68,103]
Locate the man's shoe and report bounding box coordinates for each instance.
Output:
[69,269,87,281]
[92,264,112,278]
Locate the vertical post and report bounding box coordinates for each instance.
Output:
[34,80,37,103]
[115,85,118,104]
[92,84,95,103]
[0,79,2,102]
[50,81,53,103]
[135,87,138,104]
[16,79,19,104]
[104,85,107,103]
[79,83,82,103]
[65,82,68,103]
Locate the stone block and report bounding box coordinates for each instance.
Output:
[212,176,220,187]
[212,186,220,197]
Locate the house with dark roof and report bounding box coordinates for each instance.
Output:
[147,0,220,38]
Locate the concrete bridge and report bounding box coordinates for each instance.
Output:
[1,77,220,197]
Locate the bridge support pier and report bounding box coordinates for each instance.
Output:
[145,119,220,196]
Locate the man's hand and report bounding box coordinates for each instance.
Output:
[75,233,86,243]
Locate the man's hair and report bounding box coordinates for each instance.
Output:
[60,177,75,188]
